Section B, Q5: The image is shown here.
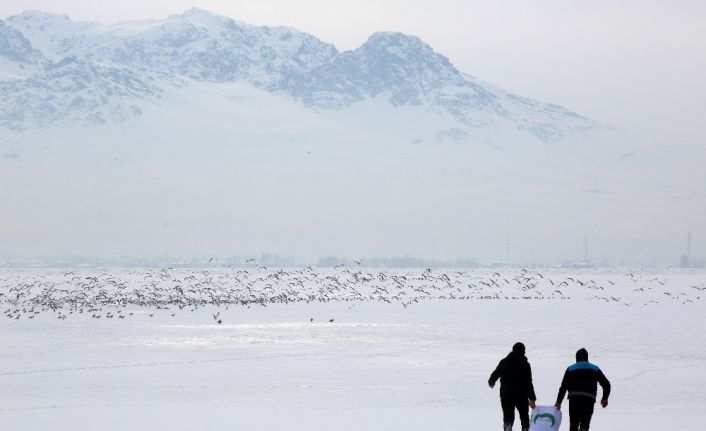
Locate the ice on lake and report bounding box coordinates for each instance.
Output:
[1,267,705,430]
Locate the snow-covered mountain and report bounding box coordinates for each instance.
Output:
[0,8,590,142]
[2,8,703,263]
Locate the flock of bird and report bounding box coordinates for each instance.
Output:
[1,266,703,322]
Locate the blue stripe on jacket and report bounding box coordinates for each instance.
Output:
[567,361,600,372]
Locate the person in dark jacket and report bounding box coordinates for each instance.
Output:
[555,348,611,431]
[489,342,537,431]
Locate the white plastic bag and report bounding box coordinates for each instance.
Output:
[529,405,562,431]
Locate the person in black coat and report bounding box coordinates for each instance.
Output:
[555,348,611,431]
[489,342,537,431]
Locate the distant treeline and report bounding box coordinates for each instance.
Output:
[2,254,705,269]
[316,255,479,268]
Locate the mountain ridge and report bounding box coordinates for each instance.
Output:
[0,8,591,143]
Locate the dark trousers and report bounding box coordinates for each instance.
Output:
[501,397,529,429]
[569,398,595,431]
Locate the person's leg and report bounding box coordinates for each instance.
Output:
[568,400,581,431]
[579,402,595,431]
[501,398,515,430]
[516,398,530,431]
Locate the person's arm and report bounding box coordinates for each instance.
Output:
[526,362,537,403]
[488,359,504,388]
[598,369,611,407]
[555,368,569,408]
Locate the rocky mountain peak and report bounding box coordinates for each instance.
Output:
[0,8,592,142]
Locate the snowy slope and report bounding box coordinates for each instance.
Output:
[0,8,590,143]
[0,9,704,262]
[0,57,158,128]
[0,20,46,80]
[1,78,703,262]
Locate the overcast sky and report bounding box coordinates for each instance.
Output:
[1,1,705,264]
[2,0,705,147]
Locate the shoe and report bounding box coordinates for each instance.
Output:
[504,424,513,431]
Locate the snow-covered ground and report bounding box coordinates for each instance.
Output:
[1,268,705,430]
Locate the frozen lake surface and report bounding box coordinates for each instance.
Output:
[1,267,705,430]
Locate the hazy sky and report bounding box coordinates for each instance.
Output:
[2,0,706,147]
[1,1,705,265]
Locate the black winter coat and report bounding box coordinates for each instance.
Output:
[488,351,537,401]
[556,361,611,404]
